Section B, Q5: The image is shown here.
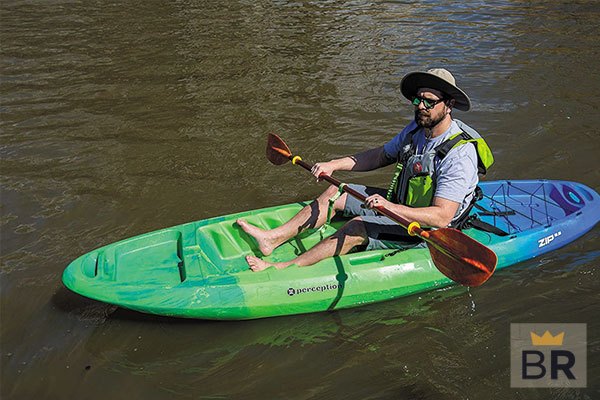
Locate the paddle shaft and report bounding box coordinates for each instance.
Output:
[291,158,430,239]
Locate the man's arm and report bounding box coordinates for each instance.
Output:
[393,197,459,228]
[364,195,460,228]
[311,146,393,178]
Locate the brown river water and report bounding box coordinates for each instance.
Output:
[1,1,599,399]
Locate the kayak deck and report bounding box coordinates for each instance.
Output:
[475,180,593,235]
[63,180,600,319]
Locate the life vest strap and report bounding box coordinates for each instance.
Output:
[435,132,471,160]
[385,125,420,202]
[434,131,493,175]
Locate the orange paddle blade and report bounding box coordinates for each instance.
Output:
[266,133,292,165]
[426,228,497,287]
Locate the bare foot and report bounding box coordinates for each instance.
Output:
[246,255,284,272]
[246,255,271,272]
[236,219,278,256]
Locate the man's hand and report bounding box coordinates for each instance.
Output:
[365,194,390,210]
[311,162,338,181]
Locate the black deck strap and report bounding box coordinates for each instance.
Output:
[466,217,510,236]
[473,203,516,217]
[453,187,511,236]
[464,199,512,236]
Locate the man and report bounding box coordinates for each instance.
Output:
[237,68,493,272]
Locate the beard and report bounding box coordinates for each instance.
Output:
[415,109,446,129]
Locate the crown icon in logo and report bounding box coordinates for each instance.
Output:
[530,330,565,346]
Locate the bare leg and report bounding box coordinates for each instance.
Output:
[237,185,347,256]
[246,218,368,271]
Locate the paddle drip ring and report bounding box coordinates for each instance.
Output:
[407,221,420,236]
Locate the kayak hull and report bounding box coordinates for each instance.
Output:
[62,180,600,320]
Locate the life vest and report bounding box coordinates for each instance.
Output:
[385,120,494,215]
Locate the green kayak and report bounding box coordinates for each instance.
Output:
[62,179,600,320]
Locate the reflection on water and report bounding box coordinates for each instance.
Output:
[78,287,470,397]
[1,0,599,399]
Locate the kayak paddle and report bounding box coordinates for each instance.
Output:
[266,133,497,287]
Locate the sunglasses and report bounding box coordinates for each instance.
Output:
[411,96,445,110]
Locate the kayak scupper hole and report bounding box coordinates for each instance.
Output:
[82,252,100,278]
[176,233,186,283]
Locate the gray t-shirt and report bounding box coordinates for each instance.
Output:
[382,119,479,221]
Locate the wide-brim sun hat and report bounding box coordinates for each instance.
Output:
[400,68,471,111]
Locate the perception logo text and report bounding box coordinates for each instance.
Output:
[287,283,341,296]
